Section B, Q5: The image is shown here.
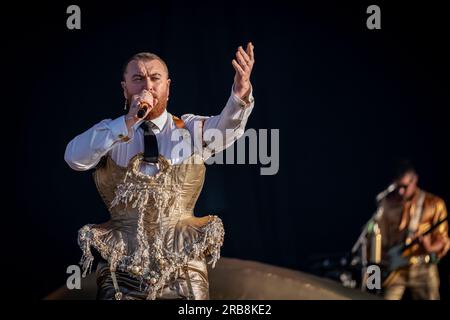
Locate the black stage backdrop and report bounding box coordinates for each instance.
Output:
[5,0,449,299]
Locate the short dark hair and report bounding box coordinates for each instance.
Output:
[122,52,169,79]
[392,158,417,181]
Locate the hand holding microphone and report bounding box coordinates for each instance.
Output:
[126,90,157,123]
[137,102,149,118]
[136,90,155,118]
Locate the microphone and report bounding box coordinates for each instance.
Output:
[137,102,150,118]
[376,183,397,203]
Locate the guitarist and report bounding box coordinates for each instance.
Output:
[373,161,449,300]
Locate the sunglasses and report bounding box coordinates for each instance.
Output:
[396,180,415,189]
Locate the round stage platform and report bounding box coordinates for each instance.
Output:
[45,257,379,300]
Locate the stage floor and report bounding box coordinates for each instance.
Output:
[45,257,379,300]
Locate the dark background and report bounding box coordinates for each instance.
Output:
[6,0,449,299]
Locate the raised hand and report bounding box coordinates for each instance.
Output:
[232,42,255,102]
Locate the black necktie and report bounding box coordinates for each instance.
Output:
[140,121,159,163]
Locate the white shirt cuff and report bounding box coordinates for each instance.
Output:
[231,84,255,108]
[109,116,131,141]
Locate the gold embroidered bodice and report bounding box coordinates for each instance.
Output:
[78,152,224,299]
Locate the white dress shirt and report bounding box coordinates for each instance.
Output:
[65,87,254,175]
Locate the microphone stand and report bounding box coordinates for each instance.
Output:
[351,201,384,291]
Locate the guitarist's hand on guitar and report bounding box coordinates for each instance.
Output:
[419,234,446,254]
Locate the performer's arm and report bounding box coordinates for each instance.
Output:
[65,90,155,170]
[183,42,255,156]
[204,83,254,145]
[432,200,450,258]
[64,116,133,171]
[420,199,450,259]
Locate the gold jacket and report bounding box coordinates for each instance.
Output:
[378,189,450,261]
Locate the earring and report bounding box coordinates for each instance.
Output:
[124,98,128,110]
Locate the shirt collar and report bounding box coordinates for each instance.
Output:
[148,109,168,131]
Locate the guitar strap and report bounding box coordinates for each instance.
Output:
[407,191,426,241]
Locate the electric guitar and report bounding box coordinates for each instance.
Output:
[382,218,447,286]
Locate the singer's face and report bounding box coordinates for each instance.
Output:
[396,172,418,201]
[122,59,171,120]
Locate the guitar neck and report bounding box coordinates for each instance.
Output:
[402,218,447,252]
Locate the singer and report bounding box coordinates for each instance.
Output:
[64,43,255,300]
[368,160,449,300]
